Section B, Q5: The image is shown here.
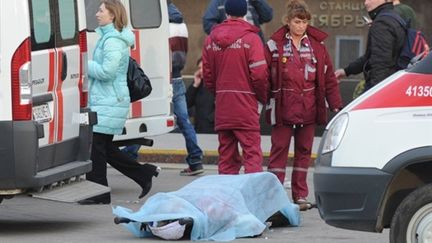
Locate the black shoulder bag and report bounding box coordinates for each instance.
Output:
[127,57,152,102]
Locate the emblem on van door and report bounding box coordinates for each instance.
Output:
[32,78,45,85]
[70,73,80,79]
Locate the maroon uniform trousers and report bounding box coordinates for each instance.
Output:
[217,129,263,174]
[268,124,315,200]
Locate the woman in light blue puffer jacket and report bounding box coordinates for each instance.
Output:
[80,0,159,205]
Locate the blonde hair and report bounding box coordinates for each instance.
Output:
[100,0,128,31]
[282,0,311,24]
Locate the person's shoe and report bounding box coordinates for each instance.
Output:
[139,181,152,199]
[78,194,111,205]
[179,165,204,176]
[294,198,316,211]
[138,164,161,199]
[266,211,291,227]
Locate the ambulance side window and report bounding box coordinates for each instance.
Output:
[29,0,54,50]
[130,0,162,29]
[84,0,99,32]
[56,0,79,47]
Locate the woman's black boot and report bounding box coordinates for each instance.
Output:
[138,164,161,199]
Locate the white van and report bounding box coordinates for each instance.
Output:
[314,53,432,242]
[84,0,175,146]
[0,0,106,203]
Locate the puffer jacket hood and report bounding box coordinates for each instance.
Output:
[95,23,135,48]
[210,19,260,49]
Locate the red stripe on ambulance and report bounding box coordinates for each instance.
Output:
[48,49,56,144]
[130,30,142,118]
[352,73,432,111]
[56,50,64,142]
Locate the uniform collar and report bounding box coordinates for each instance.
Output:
[286,33,310,48]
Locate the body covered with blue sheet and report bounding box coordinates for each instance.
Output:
[113,172,300,241]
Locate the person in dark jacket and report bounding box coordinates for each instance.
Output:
[186,58,215,134]
[335,0,405,91]
[202,0,268,175]
[265,0,342,210]
[202,0,273,42]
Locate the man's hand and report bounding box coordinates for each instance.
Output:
[193,69,202,88]
[334,69,347,82]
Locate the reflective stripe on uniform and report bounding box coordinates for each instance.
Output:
[216,90,256,95]
[293,167,308,172]
[267,39,277,52]
[249,60,266,68]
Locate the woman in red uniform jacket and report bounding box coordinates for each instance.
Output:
[264,0,342,210]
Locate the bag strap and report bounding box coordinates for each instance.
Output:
[379,12,408,30]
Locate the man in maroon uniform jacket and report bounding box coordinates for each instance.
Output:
[202,0,268,174]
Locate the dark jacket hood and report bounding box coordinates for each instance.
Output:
[270,25,328,43]
[210,19,260,48]
[369,2,394,20]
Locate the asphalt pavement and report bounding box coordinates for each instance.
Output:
[0,164,389,243]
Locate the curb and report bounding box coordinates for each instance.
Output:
[138,149,317,166]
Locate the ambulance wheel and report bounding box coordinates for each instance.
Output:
[390,183,432,243]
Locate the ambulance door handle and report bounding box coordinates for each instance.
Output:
[61,52,68,81]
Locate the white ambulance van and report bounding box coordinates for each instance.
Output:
[0,0,108,203]
[314,52,432,242]
[84,0,175,147]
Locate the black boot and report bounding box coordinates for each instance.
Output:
[138,164,160,199]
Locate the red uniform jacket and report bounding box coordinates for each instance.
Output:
[265,26,343,125]
[202,19,268,131]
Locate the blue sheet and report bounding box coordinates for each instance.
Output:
[113,172,300,241]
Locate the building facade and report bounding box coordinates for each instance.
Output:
[175,0,431,76]
[174,0,431,135]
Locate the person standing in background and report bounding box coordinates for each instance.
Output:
[393,0,417,28]
[186,58,215,134]
[168,0,205,176]
[334,0,405,91]
[202,0,273,42]
[81,0,160,205]
[202,0,268,175]
[265,0,342,210]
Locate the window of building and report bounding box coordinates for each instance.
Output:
[335,36,364,69]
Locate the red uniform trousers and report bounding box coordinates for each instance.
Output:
[217,129,263,174]
[267,124,315,200]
